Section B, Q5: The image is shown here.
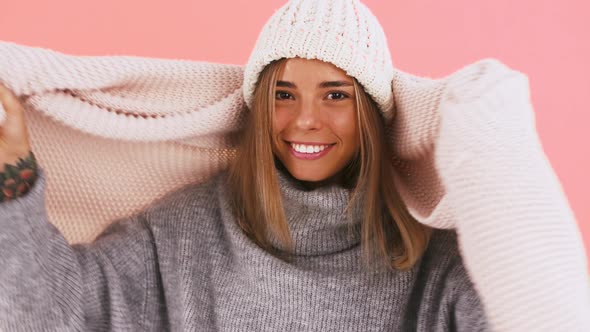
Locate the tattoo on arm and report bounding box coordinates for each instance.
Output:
[0,151,39,202]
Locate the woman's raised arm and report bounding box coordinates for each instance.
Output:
[0,84,164,331]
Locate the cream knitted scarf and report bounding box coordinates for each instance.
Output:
[0,41,588,331]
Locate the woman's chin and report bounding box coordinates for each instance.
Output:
[286,167,344,188]
[274,155,341,186]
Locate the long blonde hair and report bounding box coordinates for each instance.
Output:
[228,58,432,271]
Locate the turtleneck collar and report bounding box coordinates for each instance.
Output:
[271,164,363,257]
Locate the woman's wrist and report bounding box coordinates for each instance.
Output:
[0,151,39,202]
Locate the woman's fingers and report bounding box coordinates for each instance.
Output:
[0,83,31,158]
[0,83,25,123]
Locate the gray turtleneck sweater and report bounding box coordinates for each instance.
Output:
[0,166,489,331]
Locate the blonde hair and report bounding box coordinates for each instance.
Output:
[228,58,432,271]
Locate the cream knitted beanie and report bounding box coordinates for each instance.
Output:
[242,0,395,120]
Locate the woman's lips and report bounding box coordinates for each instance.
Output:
[287,142,335,160]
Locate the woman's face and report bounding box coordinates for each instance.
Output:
[272,58,360,186]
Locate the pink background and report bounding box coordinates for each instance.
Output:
[2,0,589,268]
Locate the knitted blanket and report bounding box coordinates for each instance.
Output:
[0,41,588,331]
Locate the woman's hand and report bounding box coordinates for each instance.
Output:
[0,83,37,201]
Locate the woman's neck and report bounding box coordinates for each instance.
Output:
[273,158,358,191]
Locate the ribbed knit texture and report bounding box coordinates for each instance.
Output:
[0,41,243,243]
[0,165,490,331]
[0,40,589,330]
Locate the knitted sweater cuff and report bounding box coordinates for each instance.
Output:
[434,65,590,331]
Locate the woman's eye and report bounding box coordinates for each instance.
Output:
[275,91,293,100]
[327,92,349,100]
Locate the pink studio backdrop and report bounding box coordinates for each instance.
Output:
[1,1,589,267]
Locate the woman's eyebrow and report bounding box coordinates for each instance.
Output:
[318,80,353,88]
[276,80,296,88]
[276,80,353,88]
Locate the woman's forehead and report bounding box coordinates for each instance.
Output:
[279,58,352,83]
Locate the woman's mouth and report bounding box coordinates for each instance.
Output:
[287,141,336,160]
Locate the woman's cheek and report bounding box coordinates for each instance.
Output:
[327,109,357,136]
[273,107,289,129]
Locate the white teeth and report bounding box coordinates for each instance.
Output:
[290,143,331,154]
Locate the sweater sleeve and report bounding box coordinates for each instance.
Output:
[0,167,162,331]
[433,60,590,331]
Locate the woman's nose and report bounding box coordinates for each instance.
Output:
[294,102,322,130]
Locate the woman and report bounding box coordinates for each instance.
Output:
[0,0,588,331]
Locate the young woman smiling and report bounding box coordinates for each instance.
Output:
[228,57,431,272]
